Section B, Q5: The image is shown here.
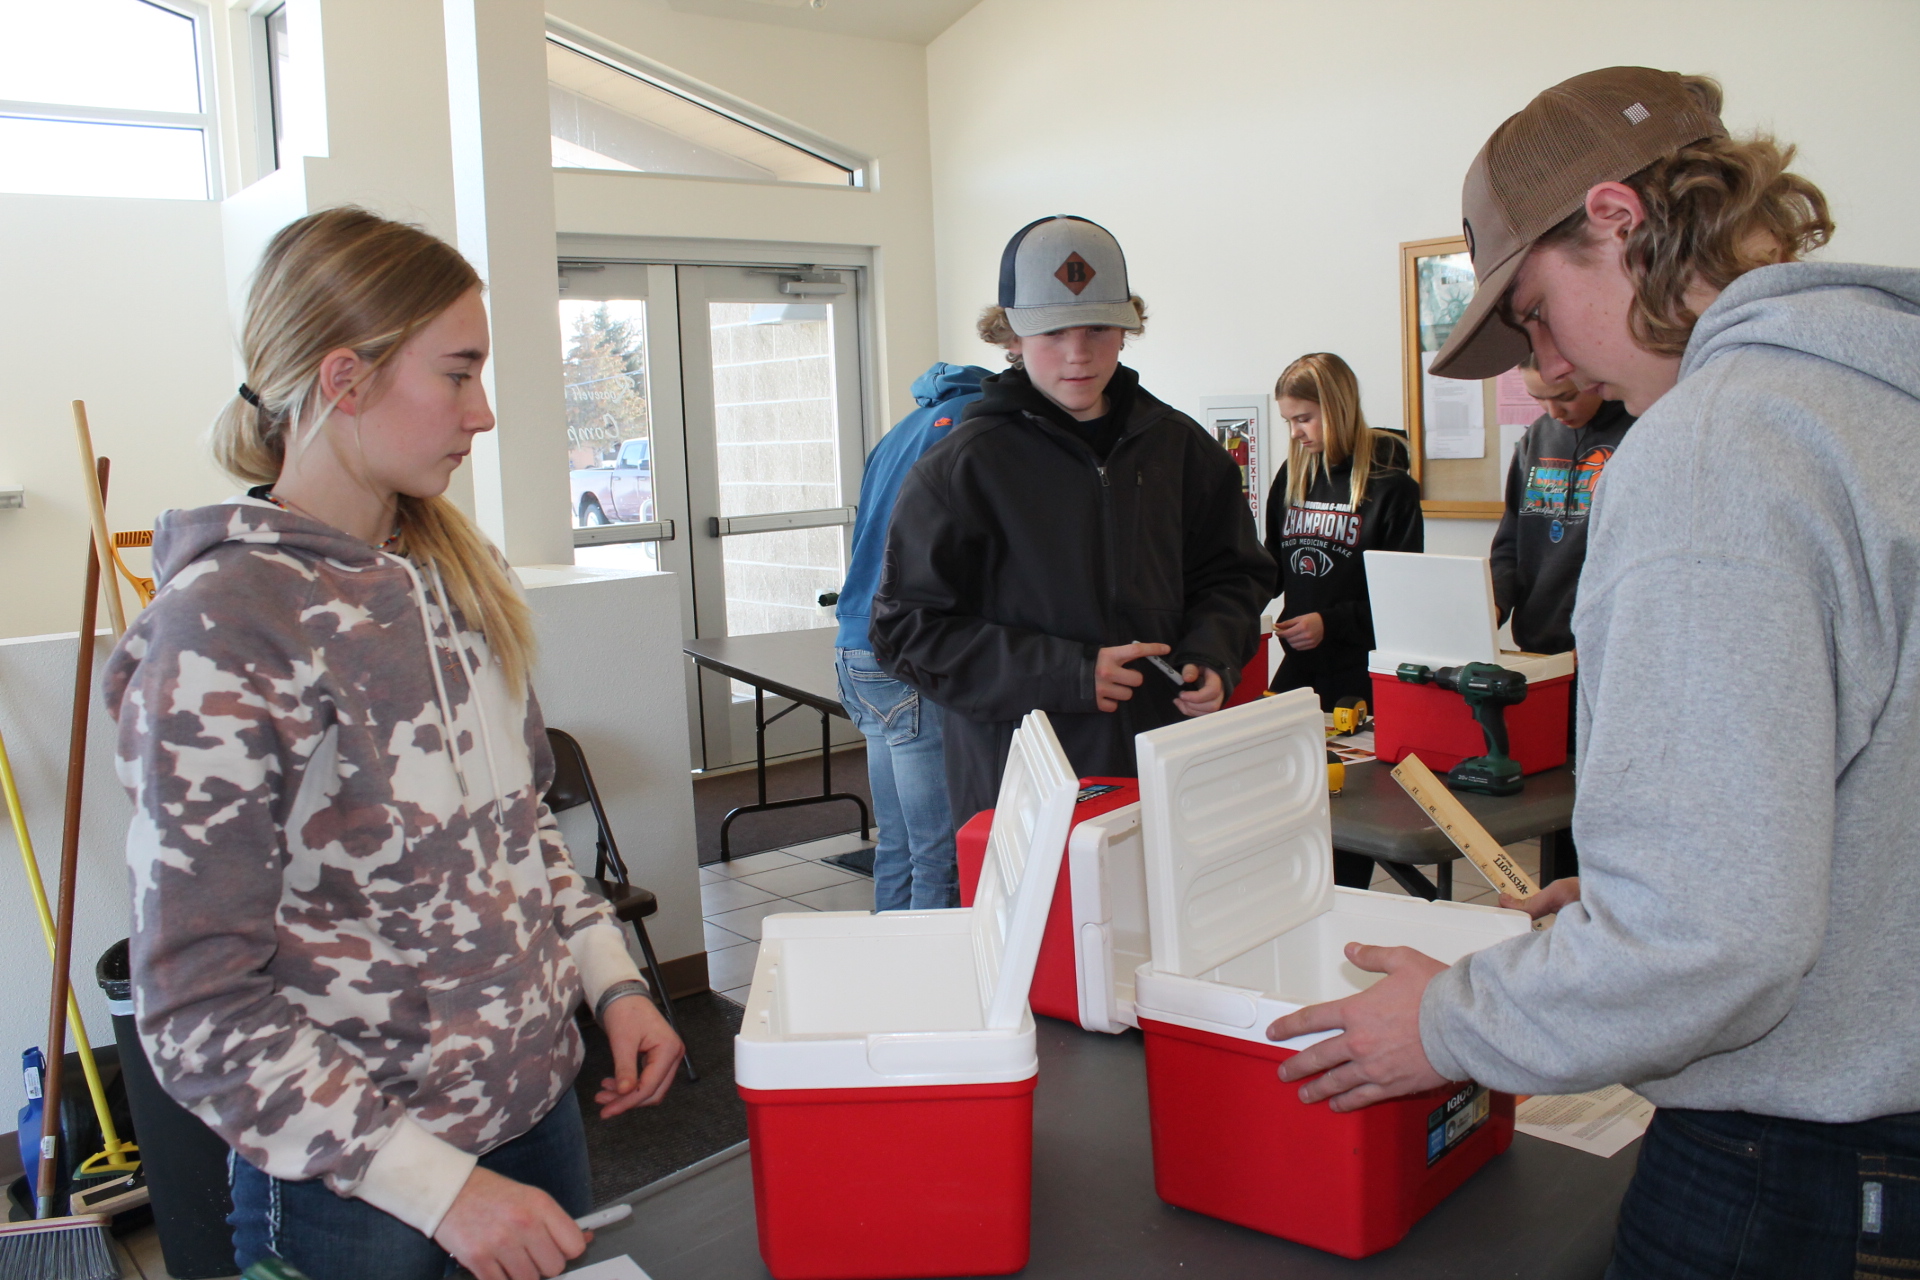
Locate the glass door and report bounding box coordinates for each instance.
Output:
[676,264,865,770]
[555,259,866,772]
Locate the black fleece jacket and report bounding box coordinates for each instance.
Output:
[870,365,1274,821]
[1265,433,1423,702]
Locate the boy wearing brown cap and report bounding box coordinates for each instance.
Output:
[1267,69,1920,1275]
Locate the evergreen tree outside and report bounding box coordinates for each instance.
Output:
[562,302,649,467]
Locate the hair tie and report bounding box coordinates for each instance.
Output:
[238,383,263,408]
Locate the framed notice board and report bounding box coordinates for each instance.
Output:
[1400,236,1539,519]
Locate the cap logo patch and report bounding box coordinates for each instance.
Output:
[1622,101,1651,125]
[1055,252,1096,295]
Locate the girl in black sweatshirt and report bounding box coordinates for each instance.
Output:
[1264,352,1424,708]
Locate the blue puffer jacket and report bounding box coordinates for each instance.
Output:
[835,362,991,651]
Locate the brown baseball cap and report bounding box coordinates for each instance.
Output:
[1430,67,1726,380]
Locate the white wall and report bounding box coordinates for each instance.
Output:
[0,197,237,640]
[522,568,705,980]
[927,0,1920,558]
[548,0,940,426]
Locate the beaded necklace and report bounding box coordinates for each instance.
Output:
[258,488,403,551]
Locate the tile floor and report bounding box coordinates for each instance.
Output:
[702,831,878,1005]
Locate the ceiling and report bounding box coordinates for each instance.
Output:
[664,0,984,45]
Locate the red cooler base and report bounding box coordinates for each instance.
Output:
[1370,671,1572,776]
[1140,1017,1513,1259]
[740,1077,1038,1279]
[956,778,1140,1025]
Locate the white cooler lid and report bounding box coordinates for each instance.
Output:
[1135,689,1332,977]
[1364,550,1500,668]
[972,709,1079,1029]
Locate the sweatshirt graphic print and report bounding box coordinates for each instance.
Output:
[101,500,641,1236]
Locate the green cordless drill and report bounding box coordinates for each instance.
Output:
[1396,661,1528,797]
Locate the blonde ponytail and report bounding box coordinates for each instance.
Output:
[213,206,536,691]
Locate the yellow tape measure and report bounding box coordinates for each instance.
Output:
[1390,754,1540,901]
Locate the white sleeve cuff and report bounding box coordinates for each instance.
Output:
[569,921,646,1008]
[352,1116,479,1237]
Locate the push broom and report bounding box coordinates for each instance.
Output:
[0,453,124,1280]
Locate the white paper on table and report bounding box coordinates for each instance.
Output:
[1515,1084,1655,1158]
[1421,350,1485,459]
[568,1258,653,1280]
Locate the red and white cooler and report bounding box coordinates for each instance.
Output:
[1363,550,1576,775]
[734,710,1079,1279]
[1129,689,1533,1258]
[956,778,1146,1032]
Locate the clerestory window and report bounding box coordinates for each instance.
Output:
[0,0,217,200]
[546,29,863,188]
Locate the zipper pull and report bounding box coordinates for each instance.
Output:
[1098,466,1110,487]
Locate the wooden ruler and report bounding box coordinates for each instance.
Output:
[1390,754,1540,901]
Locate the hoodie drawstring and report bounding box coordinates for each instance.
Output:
[395,556,475,807]
[427,563,509,830]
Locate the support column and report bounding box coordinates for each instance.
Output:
[443,0,573,567]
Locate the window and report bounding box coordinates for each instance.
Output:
[0,0,217,200]
[546,32,862,187]
[261,4,290,171]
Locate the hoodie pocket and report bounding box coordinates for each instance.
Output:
[419,927,578,1138]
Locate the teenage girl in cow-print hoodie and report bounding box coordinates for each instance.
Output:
[104,209,683,1280]
[1264,353,1423,709]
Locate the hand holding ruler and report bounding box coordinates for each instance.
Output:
[1390,754,1541,901]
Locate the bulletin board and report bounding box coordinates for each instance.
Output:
[1399,236,1540,519]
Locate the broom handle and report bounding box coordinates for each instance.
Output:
[0,727,131,1168]
[36,457,108,1219]
[73,402,126,638]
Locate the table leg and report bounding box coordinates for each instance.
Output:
[717,693,872,860]
[1436,859,1452,901]
[1377,861,1441,902]
[1540,828,1578,886]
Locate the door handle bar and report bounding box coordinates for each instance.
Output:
[707,506,856,537]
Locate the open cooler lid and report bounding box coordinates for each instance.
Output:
[972,709,1079,1030]
[1135,689,1332,977]
[1364,550,1500,669]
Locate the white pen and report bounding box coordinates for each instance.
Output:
[575,1204,633,1232]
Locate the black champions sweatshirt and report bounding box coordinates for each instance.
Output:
[1264,432,1424,705]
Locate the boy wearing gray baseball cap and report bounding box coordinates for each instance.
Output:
[1265,68,1920,1276]
[870,216,1273,822]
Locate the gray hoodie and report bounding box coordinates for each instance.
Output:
[1421,262,1920,1123]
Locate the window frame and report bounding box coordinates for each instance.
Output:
[0,0,222,200]
[544,19,871,190]
[248,1,289,176]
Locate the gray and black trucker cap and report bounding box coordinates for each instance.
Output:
[998,216,1141,337]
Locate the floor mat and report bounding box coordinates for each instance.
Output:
[823,846,874,878]
[694,748,873,863]
[575,992,746,1206]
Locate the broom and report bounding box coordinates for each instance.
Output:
[1,455,122,1280]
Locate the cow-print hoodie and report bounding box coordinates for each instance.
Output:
[103,497,642,1236]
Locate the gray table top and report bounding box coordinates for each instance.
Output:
[579,1017,1632,1279]
[1331,759,1576,866]
[682,628,846,718]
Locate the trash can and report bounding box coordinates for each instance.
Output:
[99,939,235,1279]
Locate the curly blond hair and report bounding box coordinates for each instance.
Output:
[976,296,1149,360]
[1528,76,1832,357]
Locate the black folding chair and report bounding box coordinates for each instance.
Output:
[544,728,696,1082]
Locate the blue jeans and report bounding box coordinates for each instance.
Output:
[1608,1107,1920,1279]
[835,648,957,911]
[230,1091,593,1280]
